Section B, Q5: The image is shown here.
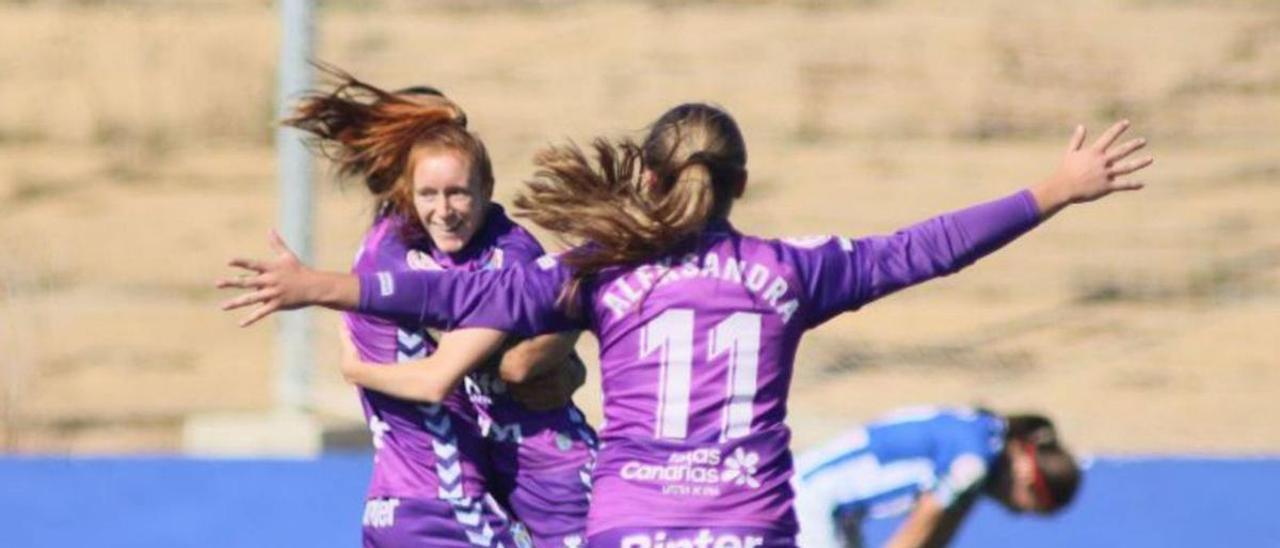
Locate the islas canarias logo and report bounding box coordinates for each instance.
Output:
[619,447,762,497]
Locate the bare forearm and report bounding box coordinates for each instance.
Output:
[1028,175,1075,221]
[308,270,361,311]
[499,332,580,384]
[920,493,978,548]
[344,362,457,403]
[886,495,948,548]
[501,332,586,411]
[885,513,940,548]
[340,328,508,403]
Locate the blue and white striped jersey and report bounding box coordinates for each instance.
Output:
[794,407,1005,524]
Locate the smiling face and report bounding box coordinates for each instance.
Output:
[410,147,491,254]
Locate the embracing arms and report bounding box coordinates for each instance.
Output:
[216,234,580,405]
[218,237,571,335]
[497,330,588,410]
[337,323,584,409]
[338,324,507,403]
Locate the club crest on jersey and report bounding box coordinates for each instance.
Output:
[555,432,574,452]
[483,248,505,271]
[512,523,535,548]
[406,249,443,271]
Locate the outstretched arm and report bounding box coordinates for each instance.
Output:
[876,120,1152,289]
[217,230,361,327]
[218,234,572,336]
[1027,120,1150,219]
[338,321,508,403]
[797,120,1153,326]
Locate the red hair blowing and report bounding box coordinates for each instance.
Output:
[282,64,494,241]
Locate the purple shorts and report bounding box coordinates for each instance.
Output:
[361,496,517,547]
[486,407,597,547]
[588,526,795,548]
[500,466,592,547]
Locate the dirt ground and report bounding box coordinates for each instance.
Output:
[1,0,1277,455]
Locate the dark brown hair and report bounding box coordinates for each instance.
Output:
[514,103,747,306]
[282,64,494,242]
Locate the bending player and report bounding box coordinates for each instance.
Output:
[221,104,1150,546]
[793,407,1080,547]
[284,69,595,547]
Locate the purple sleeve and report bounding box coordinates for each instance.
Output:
[497,225,546,266]
[357,260,580,337]
[794,189,1041,328]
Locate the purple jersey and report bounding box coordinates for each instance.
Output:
[357,190,1041,538]
[344,215,491,503]
[418,205,597,545]
[420,206,594,467]
[403,202,553,435]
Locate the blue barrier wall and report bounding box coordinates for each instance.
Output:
[0,455,372,548]
[2,455,1277,547]
[864,457,1280,547]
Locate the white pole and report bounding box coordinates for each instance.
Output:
[275,0,314,414]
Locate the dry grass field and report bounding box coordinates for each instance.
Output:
[0,0,1277,454]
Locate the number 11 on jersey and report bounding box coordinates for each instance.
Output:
[642,309,762,442]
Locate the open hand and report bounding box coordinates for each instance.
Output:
[1047,120,1153,205]
[216,230,317,327]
